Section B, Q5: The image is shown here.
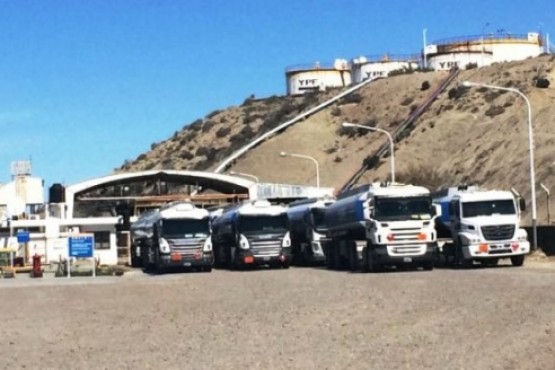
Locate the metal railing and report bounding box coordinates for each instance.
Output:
[352,53,421,64]
[432,33,534,46]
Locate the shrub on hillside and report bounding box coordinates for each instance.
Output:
[448,86,467,100]
[331,106,342,116]
[421,81,430,91]
[535,78,550,88]
[187,119,203,131]
[180,150,194,160]
[400,96,414,106]
[484,105,505,117]
[465,62,478,70]
[202,120,216,133]
[396,165,448,190]
[206,109,222,119]
[215,126,231,138]
[338,93,363,105]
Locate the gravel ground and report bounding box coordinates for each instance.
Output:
[1,261,554,370]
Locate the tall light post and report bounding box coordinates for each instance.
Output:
[229,170,259,182]
[279,151,320,188]
[462,80,538,250]
[342,122,395,183]
[422,28,428,69]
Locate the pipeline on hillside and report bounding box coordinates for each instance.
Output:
[336,68,461,195]
[213,76,384,174]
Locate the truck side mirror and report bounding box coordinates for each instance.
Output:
[519,197,526,212]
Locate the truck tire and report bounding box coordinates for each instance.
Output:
[332,241,342,270]
[201,266,212,273]
[348,241,359,272]
[130,245,142,268]
[510,255,525,267]
[154,251,165,275]
[422,261,434,271]
[364,246,379,273]
[324,241,334,270]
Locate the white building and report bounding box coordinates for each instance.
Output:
[426,32,544,71]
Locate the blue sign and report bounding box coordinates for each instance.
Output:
[17,231,30,243]
[69,235,94,258]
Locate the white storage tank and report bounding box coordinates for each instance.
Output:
[426,32,543,71]
[351,54,420,83]
[285,59,352,95]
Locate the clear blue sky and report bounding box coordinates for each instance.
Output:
[0,0,553,187]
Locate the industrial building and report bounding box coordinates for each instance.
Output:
[285,59,351,95]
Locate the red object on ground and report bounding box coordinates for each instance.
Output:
[31,254,43,278]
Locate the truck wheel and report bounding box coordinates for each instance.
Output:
[510,255,525,267]
[154,251,165,275]
[422,261,434,271]
[364,247,378,273]
[130,245,142,268]
[348,241,359,272]
[325,241,334,270]
[332,241,343,270]
[201,266,212,273]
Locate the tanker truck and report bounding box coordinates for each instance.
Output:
[324,182,440,272]
[130,201,213,273]
[433,185,529,267]
[287,196,335,265]
[211,200,291,269]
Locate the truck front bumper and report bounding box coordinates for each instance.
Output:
[464,241,530,259]
[159,252,214,268]
[374,243,437,265]
[235,248,292,266]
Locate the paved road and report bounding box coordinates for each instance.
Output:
[1,262,554,370]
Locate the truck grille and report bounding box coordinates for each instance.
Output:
[481,225,515,241]
[249,239,282,255]
[390,227,423,242]
[168,238,204,255]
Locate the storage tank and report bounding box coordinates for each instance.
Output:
[351,54,420,83]
[285,59,352,95]
[426,32,543,71]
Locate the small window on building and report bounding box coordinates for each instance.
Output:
[94,231,111,250]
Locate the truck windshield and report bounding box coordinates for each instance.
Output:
[374,196,432,221]
[239,215,288,234]
[311,209,327,231]
[462,200,515,218]
[161,218,210,238]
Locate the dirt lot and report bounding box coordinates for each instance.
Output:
[1,261,555,370]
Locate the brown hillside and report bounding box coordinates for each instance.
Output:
[119,55,555,224]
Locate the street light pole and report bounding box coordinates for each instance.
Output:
[280,152,320,188]
[342,122,395,183]
[229,170,259,182]
[462,80,538,250]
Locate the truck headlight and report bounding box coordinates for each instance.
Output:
[282,232,291,248]
[239,234,250,250]
[516,228,528,242]
[159,238,171,254]
[203,237,212,252]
